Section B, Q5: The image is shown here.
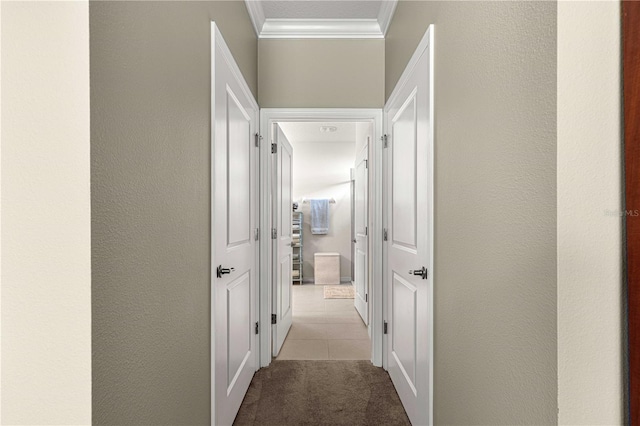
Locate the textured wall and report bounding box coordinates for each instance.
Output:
[2,2,91,423]
[288,139,355,282]
[558,2,624,423]
[386,2,558,424]
[258,39,384,108]
[90,2,256,424]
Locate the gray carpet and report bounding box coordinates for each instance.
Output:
[233,360,411,426]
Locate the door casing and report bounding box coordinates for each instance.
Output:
[259,109,383,368]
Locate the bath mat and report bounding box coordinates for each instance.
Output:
[323,285,355,299]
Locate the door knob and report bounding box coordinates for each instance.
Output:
[216,265,235,278]
[409,266,428,280]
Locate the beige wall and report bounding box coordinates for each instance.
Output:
[287,137,355,282]
[1,1,91,424]
[386,2,558,424]
[90,2,257,424]
[259,39,384,107]
[557,2,624,424]
[1,1,3,418]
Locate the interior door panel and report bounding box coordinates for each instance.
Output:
[354,145,369,324]
[211,24,258,426]
[273,124,294,356]
[384,26,434,426]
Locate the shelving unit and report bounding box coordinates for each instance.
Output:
[292,211,303,284]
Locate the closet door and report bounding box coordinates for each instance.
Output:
[272,124,294,356]
[384,25,434,426]
[211,23,258,426]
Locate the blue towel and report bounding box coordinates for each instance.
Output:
[310,199,329,235]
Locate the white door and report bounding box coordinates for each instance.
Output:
[272,124,294,356]
[354,144,369,325]
[211,23,258,426]
[384,26,434,426]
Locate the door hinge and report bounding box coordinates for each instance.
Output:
[382,134,389,148]
[365,226,368,236]
[255,133,262,148]
[383,321,388,334]
[383,228,388,241]
[365,294,368,303]
[271,143,277,154]
[271,314,277,324]
[255,321,259,334]
[364,159,368,169]
[255,228,259,241]
[271,228,277,239]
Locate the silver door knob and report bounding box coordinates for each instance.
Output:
[216,265,235,278]
[409,267,428,280]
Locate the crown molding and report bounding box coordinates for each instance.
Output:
[244,0,398,39]
[245,0,266,37]
[259,19,383,39]
[377,0,398,36]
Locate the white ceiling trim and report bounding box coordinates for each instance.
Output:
[260,19,383,39]
[377,0,398,36]
[244,0,397,39]
[245,0,266,36]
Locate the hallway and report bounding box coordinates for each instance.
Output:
[277,284,371,360]
[233,286,392,425]
[3,1,619,425]
[233,361,410,426]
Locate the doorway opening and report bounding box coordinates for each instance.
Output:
[272,121,371,361]
[258,109,384,368]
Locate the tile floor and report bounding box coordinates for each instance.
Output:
[276,284,371,361]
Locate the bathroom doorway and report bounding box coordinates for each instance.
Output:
[258,109,383,368]
[274,121,370,361]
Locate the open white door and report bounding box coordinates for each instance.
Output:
[272,124,294,356]
[354,144,369,325]
[211,23,259,426]
[384,26,434,426]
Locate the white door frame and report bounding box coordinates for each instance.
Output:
[382,25,435,425]
[259,108,384,368]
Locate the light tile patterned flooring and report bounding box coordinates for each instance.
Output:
[276,284,371,361]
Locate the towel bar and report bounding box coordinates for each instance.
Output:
[300,197,336,204]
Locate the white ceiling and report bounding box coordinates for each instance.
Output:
[279,122,357,144]
[261,1,383,20]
